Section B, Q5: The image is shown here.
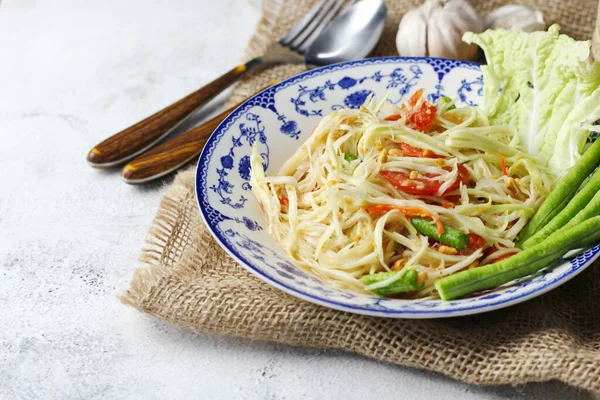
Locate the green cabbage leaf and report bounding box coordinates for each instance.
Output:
[463,24,600,175]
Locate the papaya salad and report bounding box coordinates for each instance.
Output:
[250,25,600,300]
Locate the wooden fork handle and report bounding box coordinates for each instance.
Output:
[121,104,237,183]
[86,58,262,168]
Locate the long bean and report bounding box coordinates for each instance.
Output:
[435,216,600,300]
[520,167,600,248]
[411,217,469,250]
[516,139,600,245]
[362,269,423,296]
[559,190,600,232]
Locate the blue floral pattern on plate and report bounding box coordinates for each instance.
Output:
[195,56,600,318]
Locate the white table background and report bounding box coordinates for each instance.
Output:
[0,1,591,399]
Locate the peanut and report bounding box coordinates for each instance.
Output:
[438,245,459,255]
[417,271,428,284]
[467,261,480,270]
[391,258,407,271]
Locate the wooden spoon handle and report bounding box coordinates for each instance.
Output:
[86,58,262,168]
[121,104,236,183]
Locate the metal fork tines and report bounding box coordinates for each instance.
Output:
[279,0,348,54]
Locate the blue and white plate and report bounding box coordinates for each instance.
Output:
[196,57,600,318]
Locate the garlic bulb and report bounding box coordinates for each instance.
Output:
[484,5,545,32]
[396,0,484,61]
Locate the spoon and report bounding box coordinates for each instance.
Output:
[305,0,387,66]
[121,0,387,184]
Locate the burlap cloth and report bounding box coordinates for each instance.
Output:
[122,0,600,395]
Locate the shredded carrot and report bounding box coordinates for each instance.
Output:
[364,204,444,234]
[279,197,289,206]
[442,202,456,209]
[384,114,401,121]
[409,88,424,107]
[500,151,508,176]
[434,218,445,235]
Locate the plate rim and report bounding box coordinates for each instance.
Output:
[195,55,600,318]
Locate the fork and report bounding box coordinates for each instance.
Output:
[87,0,349,169]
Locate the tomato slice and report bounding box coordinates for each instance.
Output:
[384,89,437,131]
[406,89,437,131]
[380,171,439,196]
[457,233,485,256]
[399,143,444,159]
[407,102,437,132]
[448,164,470,191]
[380,164,469,196]
[467,233,484,250]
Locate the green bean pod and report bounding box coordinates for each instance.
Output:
[344,153,358,162]
[522,169,600,248]
[435,216,600,301]
[411,217,469,250]
[362,269,423,296]
[558,189,600,232]
[516,139,600,246]
[437,96,456,111]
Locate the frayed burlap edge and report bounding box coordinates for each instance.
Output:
[121,167,600,398]
[121,170,194,307]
